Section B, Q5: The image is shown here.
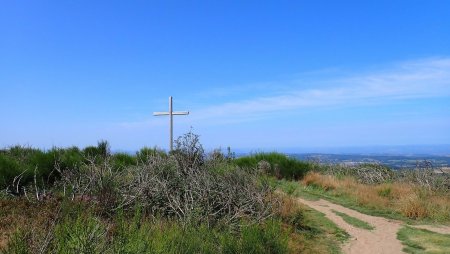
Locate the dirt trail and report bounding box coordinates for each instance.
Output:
[296,197,405,254]
[296,197,450,254]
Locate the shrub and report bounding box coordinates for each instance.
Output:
[0,154,21,188]
[136,147,167,164]
[112,153,136,169]
[54,146,83,171]
[234,152,315,180]
[82,140,111,161]
[55,132,277,227]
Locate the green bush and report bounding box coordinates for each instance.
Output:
[0,154,21,187]
[0,146,57,189]
[112,153,136,169]
[0,142,121,189]
[234,152,315,180]
[136,147,167,163]
[55,146,84,170]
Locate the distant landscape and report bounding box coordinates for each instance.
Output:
[291,153,450,169]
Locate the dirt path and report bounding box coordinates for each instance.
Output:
[296,197,405,254]
[296,197,450,254]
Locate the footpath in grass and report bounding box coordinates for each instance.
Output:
[276,177,450,225]
[284,198,349,254]
[278,178,450,254]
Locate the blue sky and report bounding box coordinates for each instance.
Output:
[1,1,450,151]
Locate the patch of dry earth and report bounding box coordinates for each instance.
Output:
[296,197,404,254]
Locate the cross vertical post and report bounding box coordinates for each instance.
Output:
[169,96,173,151]
[153,96,189,152]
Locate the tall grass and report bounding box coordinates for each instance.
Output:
[301,172,450,222]
[0,201,290,254]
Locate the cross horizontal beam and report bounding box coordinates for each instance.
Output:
[153,111,189,116]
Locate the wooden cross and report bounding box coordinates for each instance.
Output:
[153,96,189,151]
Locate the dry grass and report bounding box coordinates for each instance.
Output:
[0,199,61,250]
[301,172,450,222]
[302,172,339,191]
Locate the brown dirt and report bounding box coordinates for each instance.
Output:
[296,197,450,254]
[296,197,405,254]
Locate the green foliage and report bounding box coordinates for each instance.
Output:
[0,146,57,189]
[54,213,107,254]
[331,210,375,230]
[2,206,289,254]
[0,153,21,187]
[397,226,450,253]
[53,146,84,170]
[136,147,167,163]
[0,141,139,189]
[83,140,110,159]
[234,152,315,180]
[112,218,288,254]
[239,220,288,254]
[112,153,136,169]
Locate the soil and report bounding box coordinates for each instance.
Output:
[295,197,450,254]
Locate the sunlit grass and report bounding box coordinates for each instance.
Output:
[397,226,450,253]
[332,210,375,230]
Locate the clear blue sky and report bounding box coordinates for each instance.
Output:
[1,1,449,151]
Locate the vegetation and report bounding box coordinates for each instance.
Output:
[234,152,316,180]
[263,194,348,254]
[0,133,343,253]
[287,171,450,223]
[3,133,449,253]
[2,205,288,254]
[0,141,148,191]
[331,210,375,230]
[318,161,450,191]
[397,226,450,253]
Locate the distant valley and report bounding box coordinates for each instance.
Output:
[290,153,450,169]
